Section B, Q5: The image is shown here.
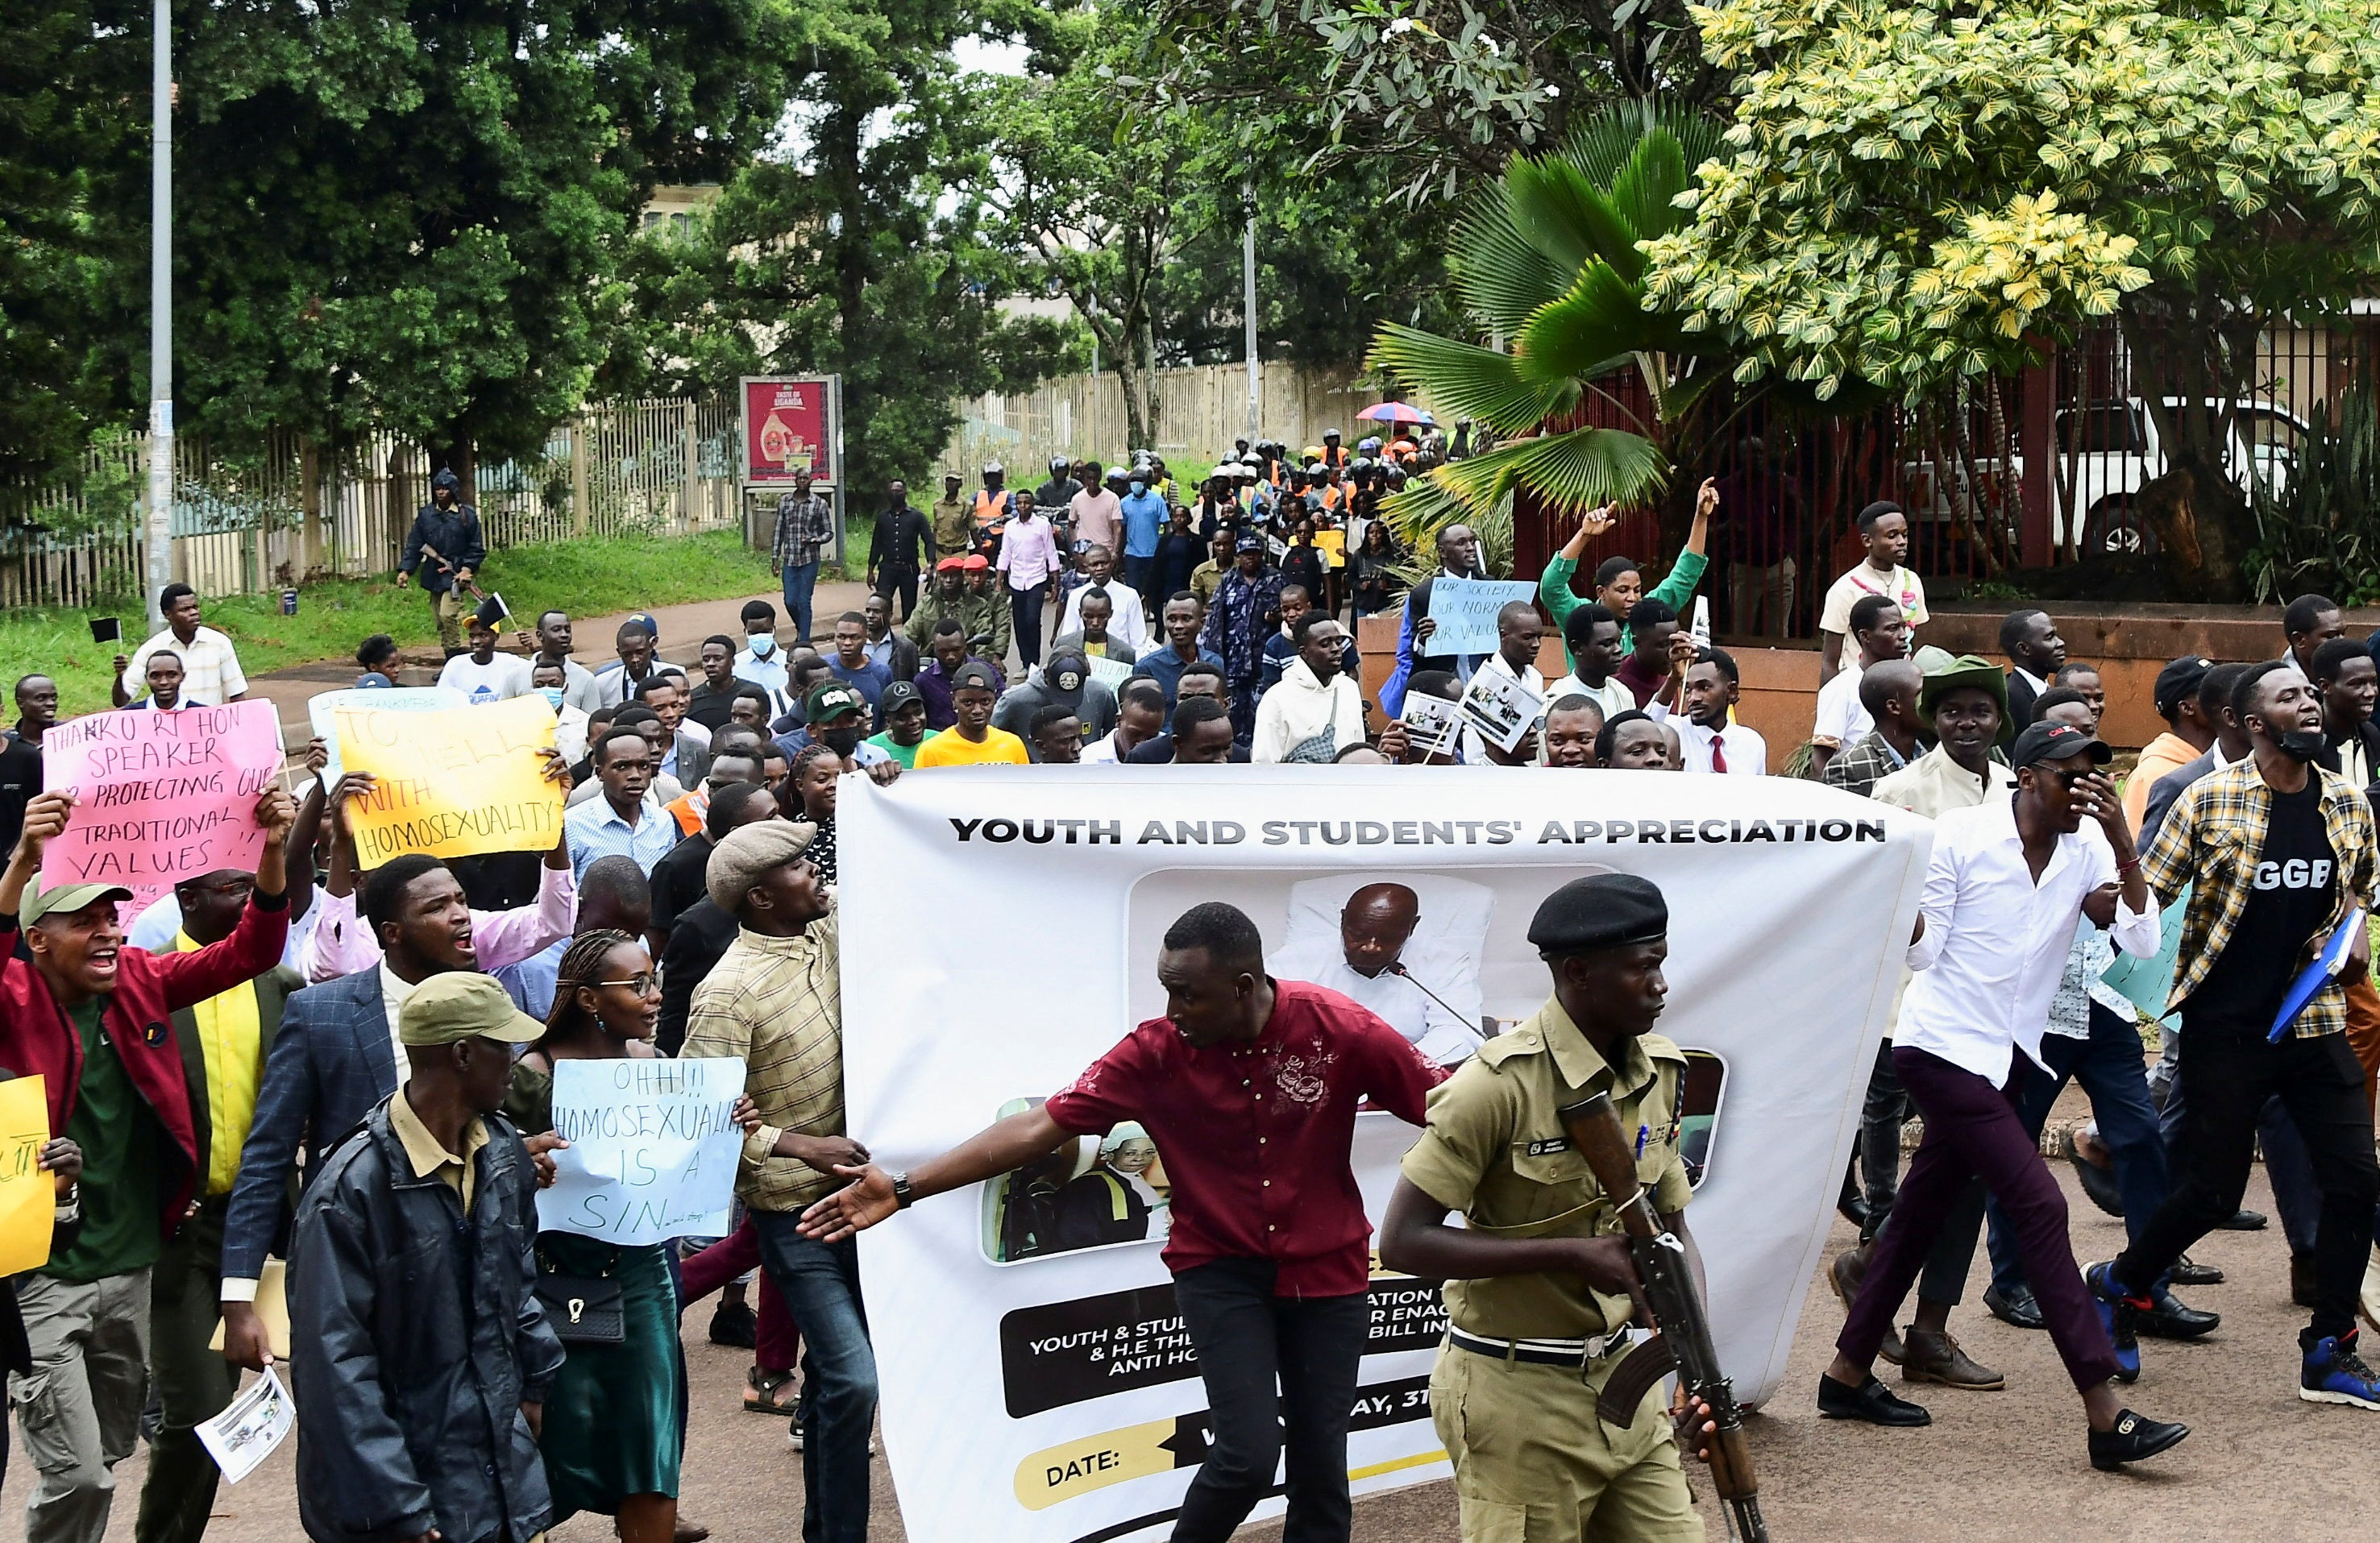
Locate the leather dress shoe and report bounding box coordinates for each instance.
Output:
[2062,1129,2124,1217]
[1984,1284,2045,1331]
[2219,1207,2268,1230]
[1838,1193,1875,1233]
[1901,1326,2004,1390]
[2135,1290,2220,1341]
[2170,1255,2224,1287]
[1817,1372,1931,1427]
[1830,1246,1904,1366]
[2087,1408,2189,1470]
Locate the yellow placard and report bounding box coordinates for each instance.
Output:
[207,1259,292,1360]
[0,1076,54,1276]
[333,696,566,866]
[1315,529,1347,569]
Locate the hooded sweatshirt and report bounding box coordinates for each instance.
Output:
[990,653,1120,757]
[1251,658,1368,764]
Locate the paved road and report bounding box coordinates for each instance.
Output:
[9,1137,2365,1543]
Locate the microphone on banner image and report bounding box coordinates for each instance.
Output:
[1386,960,1492,1037]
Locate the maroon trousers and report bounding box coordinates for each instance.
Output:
[1838,1046,2121,1392]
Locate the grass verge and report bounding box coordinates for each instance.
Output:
[2,529,808,717]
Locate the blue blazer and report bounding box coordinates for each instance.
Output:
[221,968,401,1283]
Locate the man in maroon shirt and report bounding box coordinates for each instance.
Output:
[803,901,1445,1543]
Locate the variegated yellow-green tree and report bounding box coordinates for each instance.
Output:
[1643,0,2380,598]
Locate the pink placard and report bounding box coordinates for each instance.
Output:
[39,700,285,914]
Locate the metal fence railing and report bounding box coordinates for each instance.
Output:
[0,396,742,608]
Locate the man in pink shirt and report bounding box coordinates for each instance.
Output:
[997,500,1064,670]
[1070,460,1123,557]
[804,902,1445,1543]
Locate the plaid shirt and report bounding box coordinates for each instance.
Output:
[772,492,836,569]
[682,909,845,1210]
[2140,759,2377,1037]
[1821,728,1909,799]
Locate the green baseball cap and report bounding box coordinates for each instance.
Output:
[804,681,866,724]
[20,881,135,927]
[398,972,548,1047]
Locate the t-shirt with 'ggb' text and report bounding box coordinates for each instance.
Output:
[2185,778,2336,1027]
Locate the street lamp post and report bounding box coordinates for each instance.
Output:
[1242,179,1260,442]
[145,0,173,631]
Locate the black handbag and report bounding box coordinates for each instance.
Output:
[534,1249,626,1346]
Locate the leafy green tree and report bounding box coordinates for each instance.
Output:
[165,0,827,475]
[1369,103,1768,553]
[604,0,1082,493]
[1643,0,2380,598]
[0,1,141,483]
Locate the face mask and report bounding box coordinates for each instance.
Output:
[2277,728,2328,762]
[537,686,565,711]
[748,636,777,658]
[820,725,863,756]
[1129,482,1146,496]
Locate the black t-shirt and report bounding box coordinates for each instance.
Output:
[0,734,39,857]
[2187,779,2336,1025]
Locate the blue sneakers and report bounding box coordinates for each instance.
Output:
[2301,1332,2380,1411]
[2083,1261,2144,1383]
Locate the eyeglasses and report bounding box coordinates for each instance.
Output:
[593,973,661,995]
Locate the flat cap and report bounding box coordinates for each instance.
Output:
[1527,873,1668,956]
[399,972,546,1047]
[706,819,818,911]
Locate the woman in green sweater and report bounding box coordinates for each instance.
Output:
[1538,477,1718,670]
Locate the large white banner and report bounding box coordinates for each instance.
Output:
[837,769,1933,1543]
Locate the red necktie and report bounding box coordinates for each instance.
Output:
[1709,732,1728,774]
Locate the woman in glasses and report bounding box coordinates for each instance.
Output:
[504,928,691,1543]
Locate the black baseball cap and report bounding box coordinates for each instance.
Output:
[883,681,924,715]
[2011,720,2112,770]
[2153,655,2215,719]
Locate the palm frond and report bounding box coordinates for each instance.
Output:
[1506,156,1640,283]
[1514,264,1653,386]
[1560,99,1726,192]
[1608,130,1696,246]
[1368,323,1579,437]
[1379,479,1514,583]
[1425,427,1670,521]
[1450,191,1574,339]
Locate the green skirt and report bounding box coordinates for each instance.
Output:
[538,1234,684,1517]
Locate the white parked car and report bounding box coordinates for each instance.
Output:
[1903,396,2305,558]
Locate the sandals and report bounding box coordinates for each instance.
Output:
[744,1366,800,1416]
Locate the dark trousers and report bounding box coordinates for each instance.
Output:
[1987,1002,2170,1298]
[1227,674,1261,751]
[1123,554,1158,612]
[1010,581,1050,669]
[1842,1040,1910,1242]
[135,1199,234,1543]
[874,567,919,620]
[2116,1015,2380,1342]
[1840,1047,2120,1391]
[2162,1074,2324,1256]
[1169,1259,1367,1543]
[751,1212,877,1543]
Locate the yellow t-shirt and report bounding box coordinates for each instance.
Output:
[916,727,1031,766]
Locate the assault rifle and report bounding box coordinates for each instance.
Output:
[1560,1090,1770,1543]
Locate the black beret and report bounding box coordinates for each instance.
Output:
[1528,873,1668,956]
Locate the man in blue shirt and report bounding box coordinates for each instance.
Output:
[1119,472,1168,612]
[1132,594,1226,710]
[824,612,891,728]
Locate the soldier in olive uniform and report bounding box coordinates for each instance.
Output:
[1381,873,1711,1542]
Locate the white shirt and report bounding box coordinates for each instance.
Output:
[379,960,422,1091]
[436,650,534,705]
[1459,652,1545,766]
[1812,663,1872,749]
[1542,672,1635,725]
[1676,716,1767,775]
[1081,728,1139,765]
[123,625,247,706]
[1267,939,1484,1065]
[1060,583,1149,652]
[1900,798,2159,1085]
